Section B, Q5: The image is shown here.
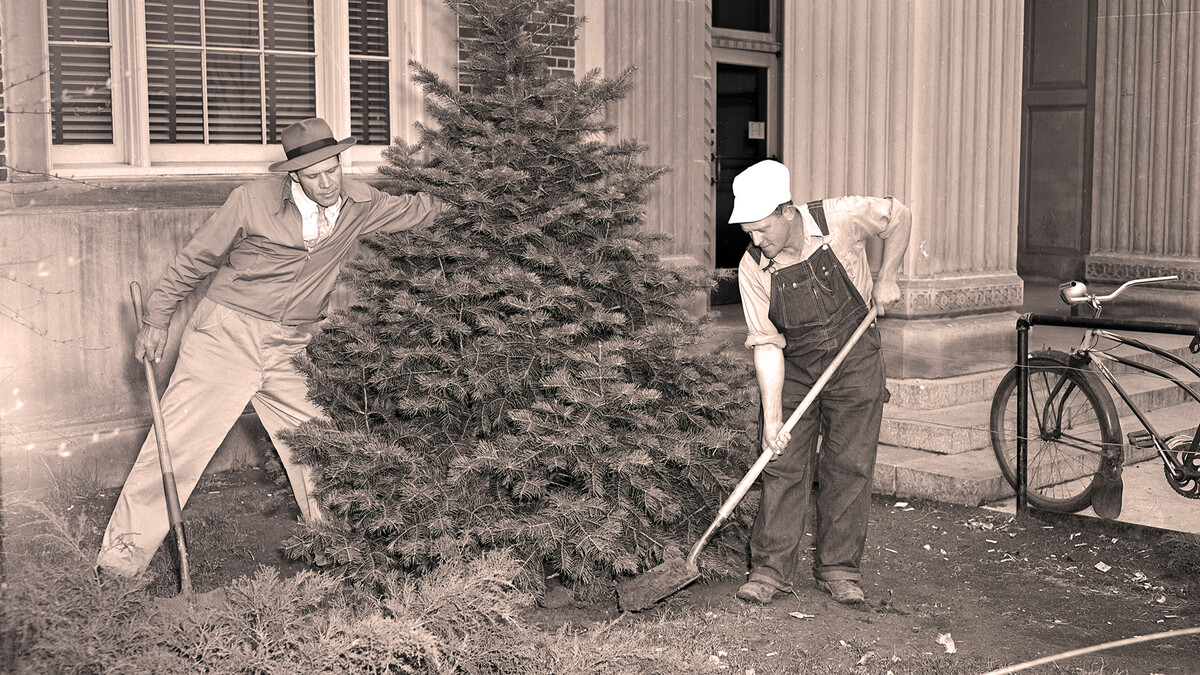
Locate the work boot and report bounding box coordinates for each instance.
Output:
[736,579,786,604]
[816,579,865,604]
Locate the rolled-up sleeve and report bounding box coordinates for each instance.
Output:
[825,195,910,241]
[738,251,786,350]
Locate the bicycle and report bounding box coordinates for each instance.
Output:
[989,275,1200,514]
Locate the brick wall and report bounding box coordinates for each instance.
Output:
[0,16,8,183]
[457,1,576,92]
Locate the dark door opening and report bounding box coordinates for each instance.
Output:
[712,63,771,306]
[1018,0,1096,282]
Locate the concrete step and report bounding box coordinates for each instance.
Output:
[881,361,1200,455]
[1107,342,1200,373]
[1114,398,1199,463]
[880,397,993,455]
[1098,364,1200,417]
[883,342,1200,411]
[874,444,1011,506]
[886,369,1006,411]
[875,399,1198,506]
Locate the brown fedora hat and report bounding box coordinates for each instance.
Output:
[268,118,357,172]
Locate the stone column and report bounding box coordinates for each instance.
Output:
[582,0,713,267]
[1088,0,1200,289]
[781,0,1025,320]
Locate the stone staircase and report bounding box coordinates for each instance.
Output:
[875,337,1200,506]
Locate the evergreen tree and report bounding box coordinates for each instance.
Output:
[284,0,757,599]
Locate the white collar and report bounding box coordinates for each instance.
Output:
[290,180,343,218]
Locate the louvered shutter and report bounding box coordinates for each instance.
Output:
[146,1,204,142]
[144,0,315,145]
[349,0,390,145]
[47,0,113,145]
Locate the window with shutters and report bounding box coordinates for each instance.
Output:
[349,0,390,145]
[43,0,408,173]
[145,0,317,145]
[46,0,114,145]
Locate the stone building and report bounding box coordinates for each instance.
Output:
[2,0,1197,497]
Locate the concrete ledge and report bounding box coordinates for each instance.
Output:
[0,173,405,213]
[1,412,275,495]
[879,311,1020,379]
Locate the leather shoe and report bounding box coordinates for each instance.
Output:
[736,580,785,604]
[816,579,865,604]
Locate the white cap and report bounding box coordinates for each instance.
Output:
[728,160,792,224]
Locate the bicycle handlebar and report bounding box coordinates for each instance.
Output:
[1058,275,1178,307]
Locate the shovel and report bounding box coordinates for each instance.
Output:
[130,281,192,597]
[617,307,880,611]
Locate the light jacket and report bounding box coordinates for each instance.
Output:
[145,175,442,328]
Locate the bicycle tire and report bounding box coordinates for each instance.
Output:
[990,350,1122,512]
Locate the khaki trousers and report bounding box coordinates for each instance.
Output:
[97,298,324,576]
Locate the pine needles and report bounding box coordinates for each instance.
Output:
[285,0,757,601]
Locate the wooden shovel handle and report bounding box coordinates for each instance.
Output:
[130,281,192,595]
[687,307,880,566]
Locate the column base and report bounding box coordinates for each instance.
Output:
[891,273,1024,319]
[880,311,1021,379]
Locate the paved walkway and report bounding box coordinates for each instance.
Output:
[987,458,1200,535]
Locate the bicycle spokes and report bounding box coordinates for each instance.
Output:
[991,355,1121,513]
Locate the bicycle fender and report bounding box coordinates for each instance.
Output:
[1027,350,1125,517]
[1026,349,1111,398]
[1026,348,1125,460]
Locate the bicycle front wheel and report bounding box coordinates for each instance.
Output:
[990,352,1122,512]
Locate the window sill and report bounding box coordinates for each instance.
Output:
[1,169,399,213]
[49,160,387,179]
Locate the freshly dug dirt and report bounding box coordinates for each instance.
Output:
[123,467,1200,674]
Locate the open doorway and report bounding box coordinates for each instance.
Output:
[710,1,780,306]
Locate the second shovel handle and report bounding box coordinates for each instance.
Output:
[129,282,186,527]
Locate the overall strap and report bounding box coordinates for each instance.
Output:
[806,199,829,236]
[748,244,763,264]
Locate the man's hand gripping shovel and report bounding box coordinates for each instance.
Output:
[129,281,192,598]
[617,307,880,611]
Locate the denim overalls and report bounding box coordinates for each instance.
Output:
[746,201,886,591]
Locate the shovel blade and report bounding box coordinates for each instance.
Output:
[616,557,700,612]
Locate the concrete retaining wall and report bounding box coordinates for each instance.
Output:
[1,196,273,494]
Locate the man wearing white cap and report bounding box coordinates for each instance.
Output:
[98,117,445,577]
[729,160,911,605]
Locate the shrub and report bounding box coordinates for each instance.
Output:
[284,0,756,600]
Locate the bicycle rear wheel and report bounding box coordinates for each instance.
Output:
[990,352,1122,512]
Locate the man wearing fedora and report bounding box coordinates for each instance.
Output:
[97,118,444,577]
[728,160,911,606]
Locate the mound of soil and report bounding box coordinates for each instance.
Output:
[123,467,1200,673]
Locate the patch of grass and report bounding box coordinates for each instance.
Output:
[2,488,1178,675]
[0,493,707,674]
[2,494,538,673]
[1160,531,1200,578]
